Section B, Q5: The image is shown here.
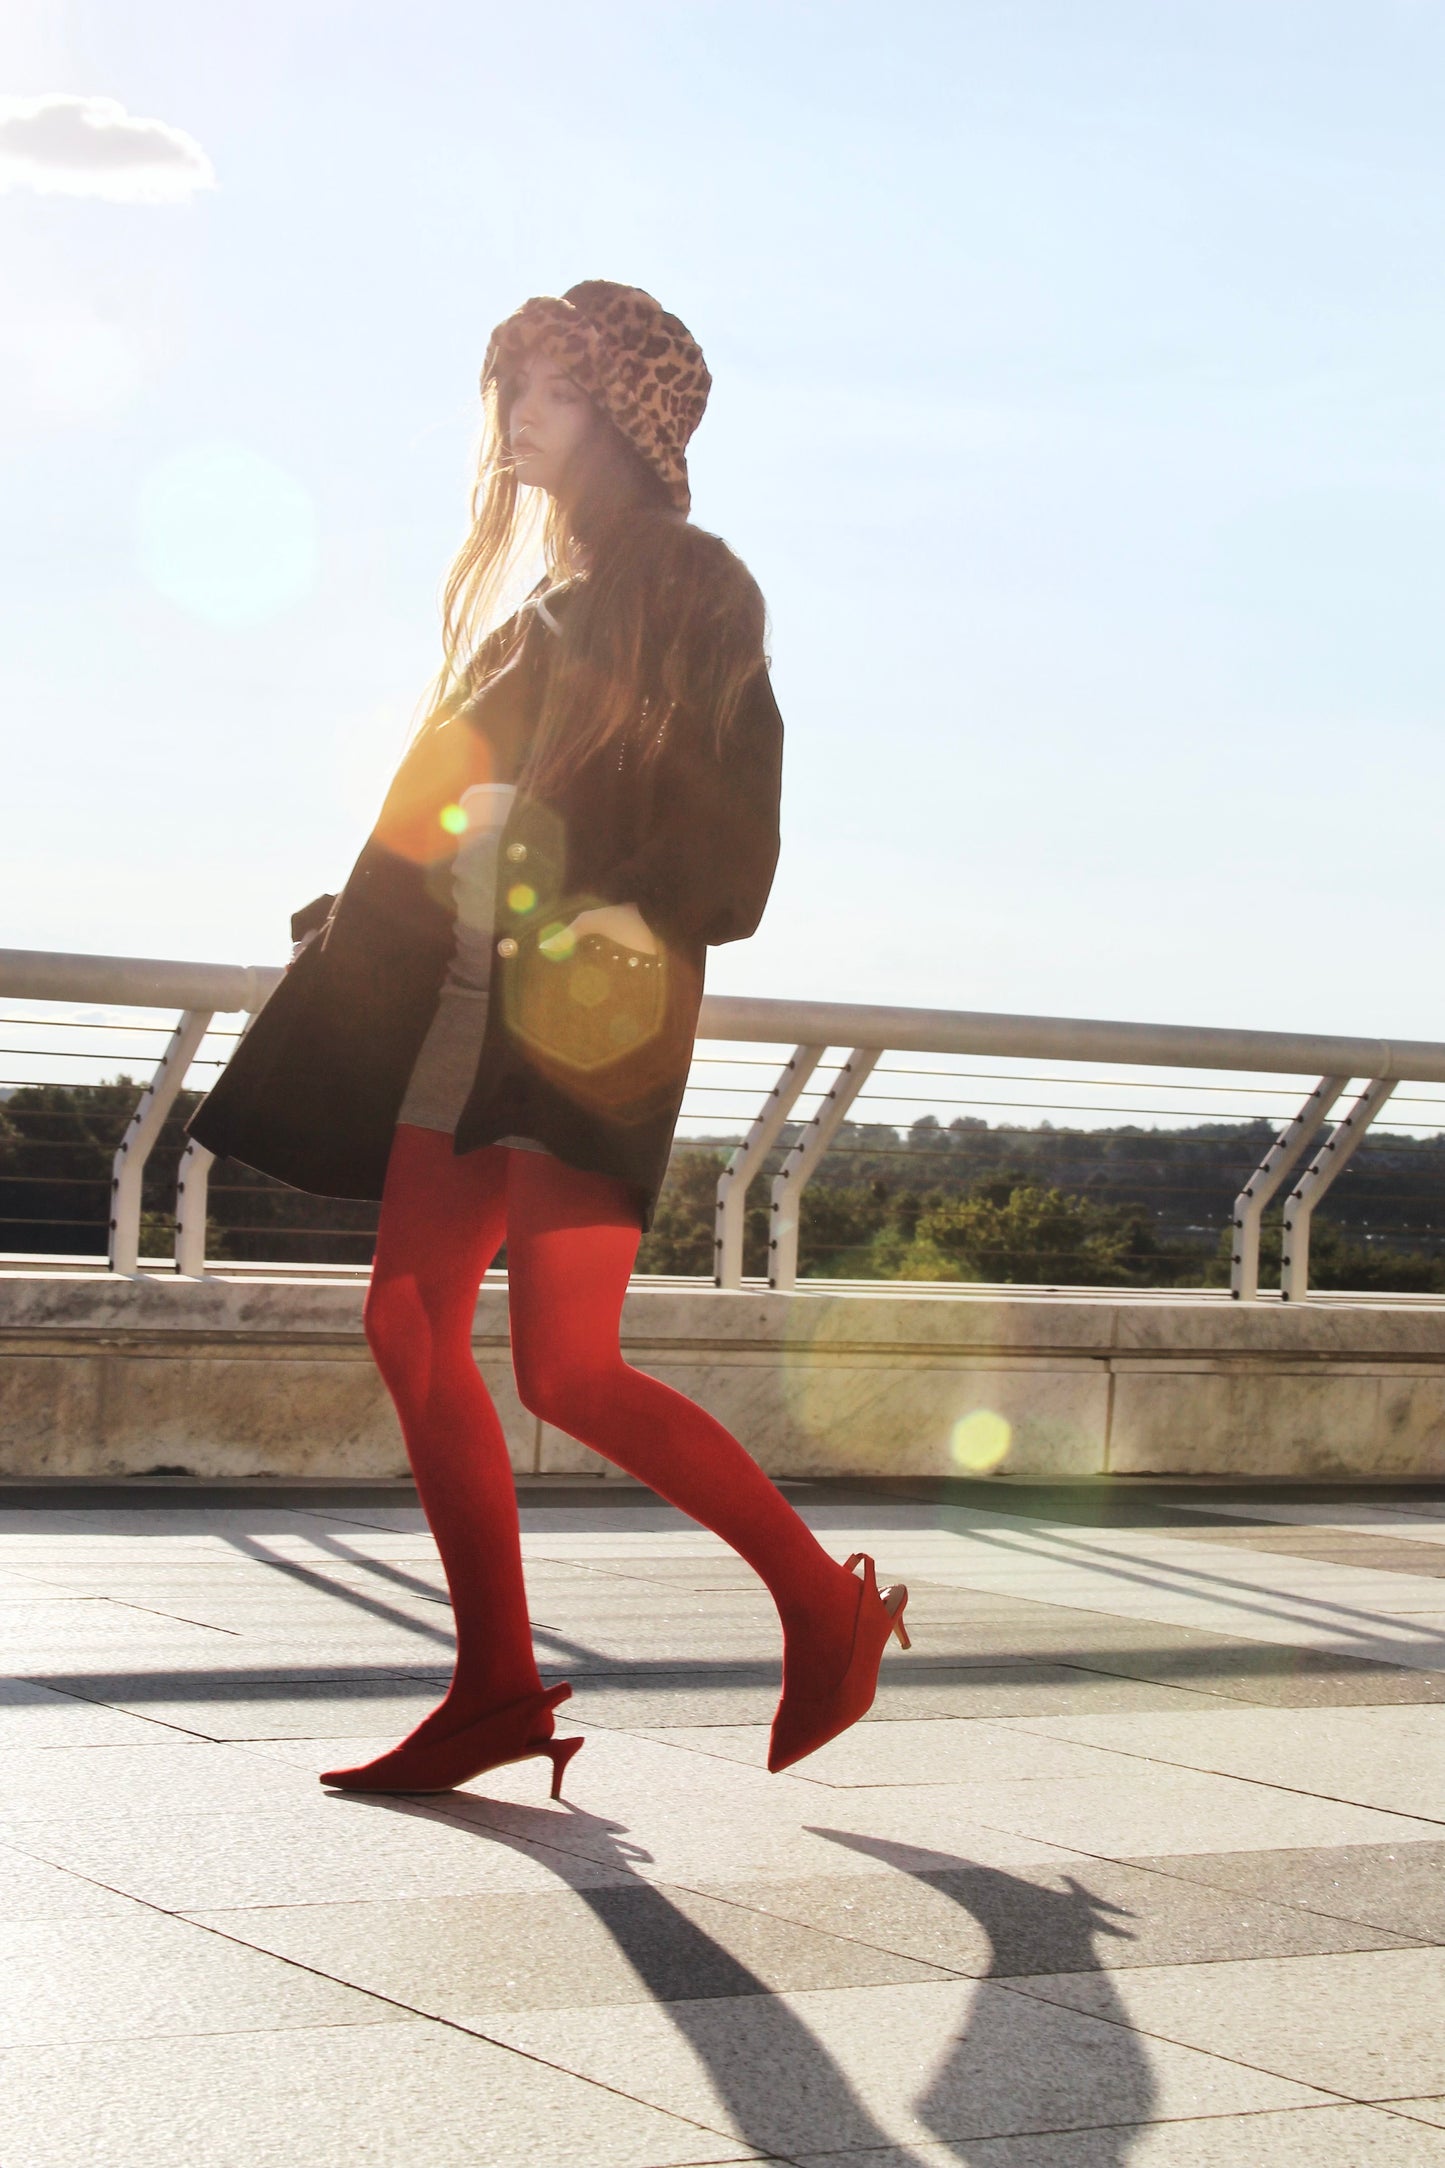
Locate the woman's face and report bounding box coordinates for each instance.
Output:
[506,353,595,495]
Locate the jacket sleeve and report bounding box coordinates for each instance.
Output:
[596,664,784,949]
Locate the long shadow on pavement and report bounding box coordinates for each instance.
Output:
[344,1789,1159,2162]
[478,1801,919,2162]
[818,1828,1158,2163]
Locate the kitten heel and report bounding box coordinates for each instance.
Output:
[542,1734,585,1801]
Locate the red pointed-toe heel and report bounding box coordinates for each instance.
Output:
[842,1551,911,1649]
[319,1682,582,1797]
[767,1553,910,1774]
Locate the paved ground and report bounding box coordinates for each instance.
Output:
[9,1477,1445,2164]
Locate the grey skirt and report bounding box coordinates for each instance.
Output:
[395,782,548,1157]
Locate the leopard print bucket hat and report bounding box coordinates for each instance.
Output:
[483,280,711,514]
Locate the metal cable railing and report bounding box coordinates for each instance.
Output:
[3,946,1445,1298]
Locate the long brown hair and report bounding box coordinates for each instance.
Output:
[421,369,768,795]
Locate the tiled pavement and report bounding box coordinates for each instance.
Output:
[8,1479,1445,2163]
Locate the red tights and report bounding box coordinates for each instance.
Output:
[363,1125,854,1726]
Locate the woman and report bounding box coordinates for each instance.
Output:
[188,280,909,1799]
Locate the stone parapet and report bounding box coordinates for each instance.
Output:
[3,1267,1445,1482]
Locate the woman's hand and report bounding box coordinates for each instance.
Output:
[539,903,658,959]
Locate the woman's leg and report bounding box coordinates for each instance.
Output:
[362,1125,542,1729]
[504,1151,857,1650]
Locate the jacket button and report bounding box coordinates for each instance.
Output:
[496,937,519,959]
[505,843,527,863]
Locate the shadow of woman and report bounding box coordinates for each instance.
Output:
[360,1788,934,2164]
[344,1784,1159,2161]
[815,1828,1160,2164]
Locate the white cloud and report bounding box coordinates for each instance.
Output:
[0,93,216,203]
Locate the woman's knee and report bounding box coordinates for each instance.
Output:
[364,1267,413,1341]
[512,1344,621,1428]
[363,1270,466,1362]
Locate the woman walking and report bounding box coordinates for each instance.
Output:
[189,280,909,1799]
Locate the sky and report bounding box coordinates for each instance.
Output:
[4,0,1445,1046]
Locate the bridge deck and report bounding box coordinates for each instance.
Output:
[6,1477,1445,2163]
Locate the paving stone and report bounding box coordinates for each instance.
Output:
[1127,1840,1445,1940]
[0,1508,349,1540]
[0,1738,331,1816]
[789,2104,1445,2163]
[519,1638,785,1678]
[639,1718,1134,1787]
[690,1852,1414,1976]
[0,1678,167,1747]
[0,1845,142,1921]
[190,1881,947,2016]
[0,1912,397,2045]
[1168,1528,1445,1580]
[91,1589,451,1625]
[14,1646,299,1685]
[421,1729,1069,1887]
[0,1601,234,1649]
[135,1621,458,1660]
[832,1764,1444,1861]
[0,1568,78,1599]
[494,1787,1067,1891]
[570,1673,781,1729]
[230,1730,525,1774]
[93,1677,449,1742]
[562,1558,767,1587]
[863,1664,1220,1717]
[524,1584,773,1613]
[1010,1703,1445,1821]
[0,1797,629,1909]
[17,1561,445,1590]
[0,2020,755,2168]
[1393,2102,1445,2131]
[480,1977,1326,2155]
[1013,1946,1445,2099]
[29,1662,452,1703]
[570,1665,1212,1730]
[900,1573,1445,1668]
[1065,1644,1445,1706]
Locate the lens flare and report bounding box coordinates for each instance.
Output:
[569,962,609,1010]
[538,921,576,960]
[507,883,538,914]
[439,804,467,836]
[950,1409,1012,1474]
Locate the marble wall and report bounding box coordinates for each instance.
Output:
[3,1268,1445,1482]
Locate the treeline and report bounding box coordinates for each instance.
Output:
[4,1084,1444,1290]
[644,1146,1445,1290]
[642,1109,1445,1288]
[0,1083,377,1266]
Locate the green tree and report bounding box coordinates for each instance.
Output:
[880,1181,1162,1285]
[1204,1217,1445,1294]
[636,1148,765,1276]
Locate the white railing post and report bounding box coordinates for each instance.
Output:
[714,1045,826,1288]
[173,1007,258,1278]
[768,1047,880,1291]
[1280,1078,1397,1302]
[174,1139,216,1278]
[1230,1077,1349,1300]
[108,1009,213,1276]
